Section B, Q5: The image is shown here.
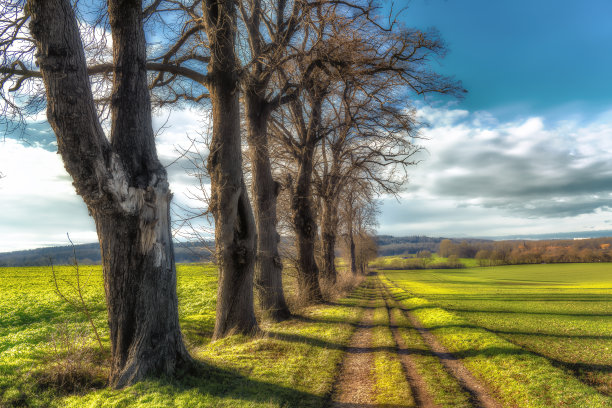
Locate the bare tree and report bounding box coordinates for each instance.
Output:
[237,0,305,320]
[272,3,462,300]
[199,0,259,338]
[314,73,420,285]
[20,0,191,387]
[339,183,379,275]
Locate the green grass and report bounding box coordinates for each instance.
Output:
[371,254,477,269]
[380,263,612,407]
[387,304,473,407]
[370,297,414,406]
[0,264,365,408]
[5,261,609,407]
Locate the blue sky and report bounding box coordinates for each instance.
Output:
[374,0,612,238]
[398,0,612,118]
[1,0,612,251]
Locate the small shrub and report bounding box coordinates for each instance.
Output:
[32,321,108,394]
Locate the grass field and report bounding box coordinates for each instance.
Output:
[382,263,612,404]
[0,264,366,407]
[1,262,610,407]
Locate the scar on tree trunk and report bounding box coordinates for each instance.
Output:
[28,0,192,388]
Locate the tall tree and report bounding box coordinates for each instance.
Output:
[314,74,419,285]
[115,0,261,337]
[200,0,259,338]
[3,0,260,339]
[23,0,191,387]
[237,0,304,320]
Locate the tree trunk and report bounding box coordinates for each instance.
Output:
[203,0,258,339]
[245,91,290,321]
[346,198,358,275]
[320,197,338,286]
[29,0,191,388]
[349,231,357,275]
[291,139,324,303]
[96,199,190,387]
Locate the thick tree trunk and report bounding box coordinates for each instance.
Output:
[203,0,258,339]
[291,140,324,303]
[320,197,338,286]
[245,92,290,321]
[96,193,190,387]
[29,0,191,388]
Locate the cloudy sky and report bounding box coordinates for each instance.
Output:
[1,0,612,251]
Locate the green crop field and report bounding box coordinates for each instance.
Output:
[381,263,612,405]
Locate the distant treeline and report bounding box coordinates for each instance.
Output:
[376,235,492,256]
[371,252,466,270]
[438,237,612,265]
[0,242,213,267]
[5,235,611,267]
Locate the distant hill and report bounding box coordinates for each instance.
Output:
[0,241,213,267]
[480,230,612,241]
[4,231,610,266]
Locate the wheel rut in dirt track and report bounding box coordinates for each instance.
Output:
[379,273,503,408]
[329,273,503,408]
[329,279,377,407]
[378,281,438,408]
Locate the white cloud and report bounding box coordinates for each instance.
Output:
[3,103,612,251]
[378,105,612,237]
[0,139,97,251]
[0,109,209,251]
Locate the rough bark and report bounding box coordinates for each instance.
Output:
[245,90,290,320]
[291,136,324,303]
[347,198,358,275]
[202,0,258,339]
[28,0,191,388]
[320,197,338,285]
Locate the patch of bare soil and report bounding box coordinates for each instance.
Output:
[329,305,376,407]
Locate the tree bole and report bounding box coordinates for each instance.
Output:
[203,0,259,339]
[28,0,192,388]
[291,140,324,304]
[245,91,291,321]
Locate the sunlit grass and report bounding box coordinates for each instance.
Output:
[380,267,612,407]
[0,264,365,407]
[387,305,473,407]
[370,302,414,406]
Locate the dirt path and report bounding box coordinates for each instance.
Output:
[329,274,503,408]
[381,275,503,408]
[380,286,439,408]
[329,297,376,407]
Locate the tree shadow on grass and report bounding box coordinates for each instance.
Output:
[443,307,612,318]
[425,294,612,302]
[181,317,215,347]
[10,357,331,408]
[162,360,329,407]
[267,330,434,359]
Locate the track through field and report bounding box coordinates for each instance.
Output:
[329,272,501,407]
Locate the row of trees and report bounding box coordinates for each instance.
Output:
[439,238,612,265]
[0,0,460,387]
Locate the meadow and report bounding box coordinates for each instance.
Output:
[1,261,611,407]
[0,264,366,407]
[381,263,612,405]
